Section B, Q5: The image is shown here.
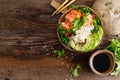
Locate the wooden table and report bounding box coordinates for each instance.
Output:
[0,0,119,80]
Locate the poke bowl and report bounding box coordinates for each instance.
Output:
[57,5,104,53]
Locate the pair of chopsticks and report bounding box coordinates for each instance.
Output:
[52,0,76,16]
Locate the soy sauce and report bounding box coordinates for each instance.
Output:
[93,54,110,72]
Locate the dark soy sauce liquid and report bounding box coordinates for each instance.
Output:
[93,54,110,72]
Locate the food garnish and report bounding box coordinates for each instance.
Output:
[57,23,70,45]
[53,49,65,58]
[71,64,81,77]
[105,39,120,76]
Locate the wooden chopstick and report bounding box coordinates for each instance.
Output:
[52,0,69,16]
[56,0,76,14]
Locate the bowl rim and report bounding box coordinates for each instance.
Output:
[57,5,104,53]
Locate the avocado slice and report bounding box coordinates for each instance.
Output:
[89,33,98,50]
[74,44,82,51]
[73,35,92,52]
[86,34,95,51]
[68,36,92,52]
[72,31,100,52]
[80,34,93,51]
[68,35,92,52]
[89,25,103,50]
[97,25,103,40]
[92,33,99,48]
[69,40,76,49]
[88,31,100,50]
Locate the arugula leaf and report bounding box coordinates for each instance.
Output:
[68,17,81,33]
[91,16,101,33]
[78,7,92,13]
[71,64,81,77]
[57,23,69,45]
[105,39,120,76]
[93,16,101,25]
[53,49,65,58]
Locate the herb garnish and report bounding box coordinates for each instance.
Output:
[68,13,90,34]
[53,49,65,58]
[92,16,101,33]
[57,23,69,45]
[71,5,92,13]
[78,7,92,13]
[105,39,120,76]
[71,64,81,77]
[68,17,81,33]
[71,5,78,9]
[79,13,90,26]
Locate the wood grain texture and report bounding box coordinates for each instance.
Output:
[0,0,119,80]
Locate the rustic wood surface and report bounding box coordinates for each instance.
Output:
[0,0,119,80]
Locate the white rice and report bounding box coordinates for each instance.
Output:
[69,25,94,44]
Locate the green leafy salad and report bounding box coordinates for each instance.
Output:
[57,5,103,52]
[105,39,120,76]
